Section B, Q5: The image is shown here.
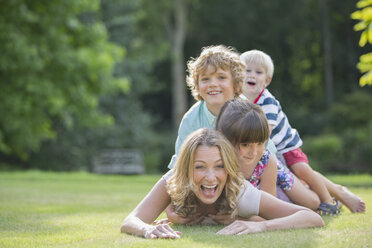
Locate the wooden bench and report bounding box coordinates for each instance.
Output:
[92,149,145,174]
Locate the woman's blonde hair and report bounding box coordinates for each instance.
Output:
[186,45,246,101]
[167,128,243,217]
[216,99,269,146]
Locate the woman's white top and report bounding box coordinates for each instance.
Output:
[162,170,261,218]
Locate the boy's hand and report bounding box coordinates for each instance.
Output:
[165,204,205,224]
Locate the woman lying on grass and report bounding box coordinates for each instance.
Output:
[120,128,324,239]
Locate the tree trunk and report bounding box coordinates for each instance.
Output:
[319,0,334,106]
[171,0,187,133]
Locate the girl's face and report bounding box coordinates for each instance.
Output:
[193,145,227,205]
[236,142,266,168]
[198,65,235,116]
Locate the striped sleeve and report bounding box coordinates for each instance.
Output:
[259,97,280,126]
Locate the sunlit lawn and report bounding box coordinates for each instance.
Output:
[0,171,371,248]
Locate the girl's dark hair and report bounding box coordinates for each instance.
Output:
[216,99,269,146]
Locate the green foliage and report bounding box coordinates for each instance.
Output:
[0,0,128,159]
[327,91,372,132]
[351,0,372,86]
[303,91,372,173]
[357,52,372,86]
[24,0,174,172]
[302,134,342,172]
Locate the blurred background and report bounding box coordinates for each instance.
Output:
[0,0,371,174]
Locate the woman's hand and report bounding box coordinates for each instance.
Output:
[144,223,182,239]
[216,220,265,235]
[165,204,205,225]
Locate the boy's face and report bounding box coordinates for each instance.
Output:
[198,65,235,115]
[242,62,271,99]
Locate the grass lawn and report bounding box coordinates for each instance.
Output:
[0,171,371,248]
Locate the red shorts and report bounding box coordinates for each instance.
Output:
[283,148,309,167]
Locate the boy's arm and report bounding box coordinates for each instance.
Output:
[259,94,280,132]
[268,124,274,136]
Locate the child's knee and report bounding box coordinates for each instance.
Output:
[291,162,313,178]
[308,195,321,210]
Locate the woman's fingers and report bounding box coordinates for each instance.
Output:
[156,224,181,238]
[152,218,170,225]
[144,224,181,239]
[216,221,249,235]
[217,223,242,235]
[217,221,264,235]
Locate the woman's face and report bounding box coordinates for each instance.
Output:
[192,145,227,205]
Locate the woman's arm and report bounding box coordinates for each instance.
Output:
[259,155,277,197]
[120,178,181,239]
[217,191,324,235]
[257,191,324,229]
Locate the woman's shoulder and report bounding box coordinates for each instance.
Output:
[237,181,262,217]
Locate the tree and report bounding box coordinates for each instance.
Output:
[28,0,178,172]
[351,0,372,86]
[319,0,334,105]
[0,0,127,160]
[169,0,187,132]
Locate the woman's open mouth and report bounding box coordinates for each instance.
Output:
[201,184,218,197]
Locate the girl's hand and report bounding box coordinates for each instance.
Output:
[167,212,205,225]
[208,214,235,225]
[216,220,265,235]
[165,204,205,225]
[144,223,182,239]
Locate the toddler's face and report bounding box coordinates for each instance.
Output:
[242,63,270,99]
[198,65,235,115]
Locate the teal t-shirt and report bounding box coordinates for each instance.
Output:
[168,101,214,169]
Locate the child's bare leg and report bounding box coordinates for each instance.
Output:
[284,174,320,210]
[314,171,366,213]
[290,162,334,205]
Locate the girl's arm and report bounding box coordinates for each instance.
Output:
[259,154,277,197]
[217,191,324,235]
[120,178,181,239]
